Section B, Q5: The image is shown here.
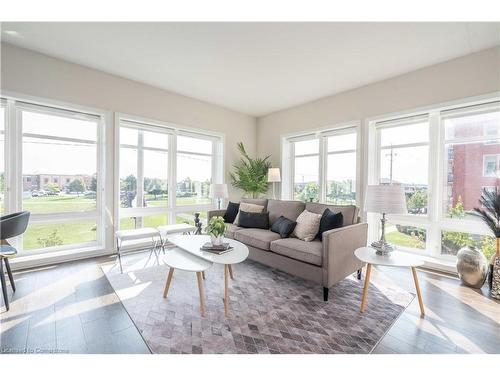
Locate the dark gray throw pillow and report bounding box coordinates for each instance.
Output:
[270,216,297,238]
[223,201,240,223]
[316,208,343,241]
[238,211,270,229]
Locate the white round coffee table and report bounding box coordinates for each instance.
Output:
[355,246,425,317]
[167,234,249,316]
[162,248,212,317]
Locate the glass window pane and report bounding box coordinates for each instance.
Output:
[327,133,356,152]
[326,152,356,204]
[294,155,319,202]
[444,110,500,140]
[385,223,426,251]
[177,135,212,154]
[143,130,168,150]
[120,127,138,146]
[379,145,428,215]
[120,147,138,208]
[380,122,429,147]
[120,215,168,230]
[444,142,500,219]
[441,231,494,258]
[176,211,207,228]
[294,139,319,156]
[23,219,97,251]
[144,149,168,207]
[22,111,97,141]
[22,136,97,213]
[176,153,212,206]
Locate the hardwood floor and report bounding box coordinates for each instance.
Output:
[1,253,498,354]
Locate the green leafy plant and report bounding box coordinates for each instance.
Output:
[37,230,63,248]
[473,187,500,238]
[206,216,226,238]
[230,142,271,198]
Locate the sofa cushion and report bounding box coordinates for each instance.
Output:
[225,223,243,239]
[234,228,281,251]
[241,198,268,211]
[293,210,322,242]
[305,202,359,226]
[233,202,265,225]
[223,201,240,223]
[316,208,343,241]
[267,199,305,226]
[238,211,270,229]
[270,238,323,266]
[270,216,297,238]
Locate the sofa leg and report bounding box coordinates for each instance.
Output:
[323,287,329,302]
[357,269,362,280]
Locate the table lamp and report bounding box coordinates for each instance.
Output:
[210,183,228,210]
[364,184,407,255]
[267,168,281,199]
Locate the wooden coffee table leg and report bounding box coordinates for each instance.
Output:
[196,272,206,317]
[360,263,372,312]
[224,264,229,316]
[163,268,175,298]
[411,267,425,317]
[202,271,206,279]
[228,264,234,280]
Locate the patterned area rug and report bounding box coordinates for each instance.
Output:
[101,251,413,354]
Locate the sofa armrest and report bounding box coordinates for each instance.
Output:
[321,222,368,287]
[208,209,227,220]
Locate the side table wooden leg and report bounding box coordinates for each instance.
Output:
[163,268,175,298]
[224,264,229,316]
[411,267,425,317]
[360,263,372,312]
[228,264,234,280]
[196,272,206,317]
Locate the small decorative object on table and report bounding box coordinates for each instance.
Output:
[200,241,233,254]
[364,184,408,255]
[206,216,226,247]
[473,187,500,299]
[194,212,203,235]
[456,245,488,288]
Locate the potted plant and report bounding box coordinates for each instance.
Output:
[206,216,227,246]
[473,187,500,294]
[230,142,271,198]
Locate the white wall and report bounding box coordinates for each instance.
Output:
[1,43,257,202]
[257,46,500,169]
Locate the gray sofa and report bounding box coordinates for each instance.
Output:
[208,198,368,301]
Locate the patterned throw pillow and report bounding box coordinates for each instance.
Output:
[293,210,322,242]
[233,202,265,226]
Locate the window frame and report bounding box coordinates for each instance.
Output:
[368,95,500,261]
[282,122,361,205]
[115,113,224,233]
[1,95,107,256]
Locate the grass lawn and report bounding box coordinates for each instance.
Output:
[386,230,425,249]
[23,195,95,214]
[23,220,96,250]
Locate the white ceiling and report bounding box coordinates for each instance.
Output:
[1,22,500,116]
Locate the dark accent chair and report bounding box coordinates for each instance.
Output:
[0,211,30,311]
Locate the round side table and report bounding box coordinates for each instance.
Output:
[354,246,425,317]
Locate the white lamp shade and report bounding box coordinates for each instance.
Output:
[267,168,281,182]
[364,184,407,214]
[209,183,228,199]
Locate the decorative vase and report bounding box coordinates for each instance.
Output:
[491,256,500,300]
[210,235,224,246]
[456,246,488,289]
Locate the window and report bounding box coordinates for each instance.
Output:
[285,126,359,205]
[0,103,5,214]
[176,135,213,206]
[370,99,500,260]
[118,117,222,235]
[293,138,319,202]
[1,99,104,254]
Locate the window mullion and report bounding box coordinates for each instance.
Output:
[168,132,177,223]
[319,136,326,203]
[136,131,144,227]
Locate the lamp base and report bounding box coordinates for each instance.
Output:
[370,240,395,255]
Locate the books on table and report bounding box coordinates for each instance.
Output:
[200,242,233,254]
